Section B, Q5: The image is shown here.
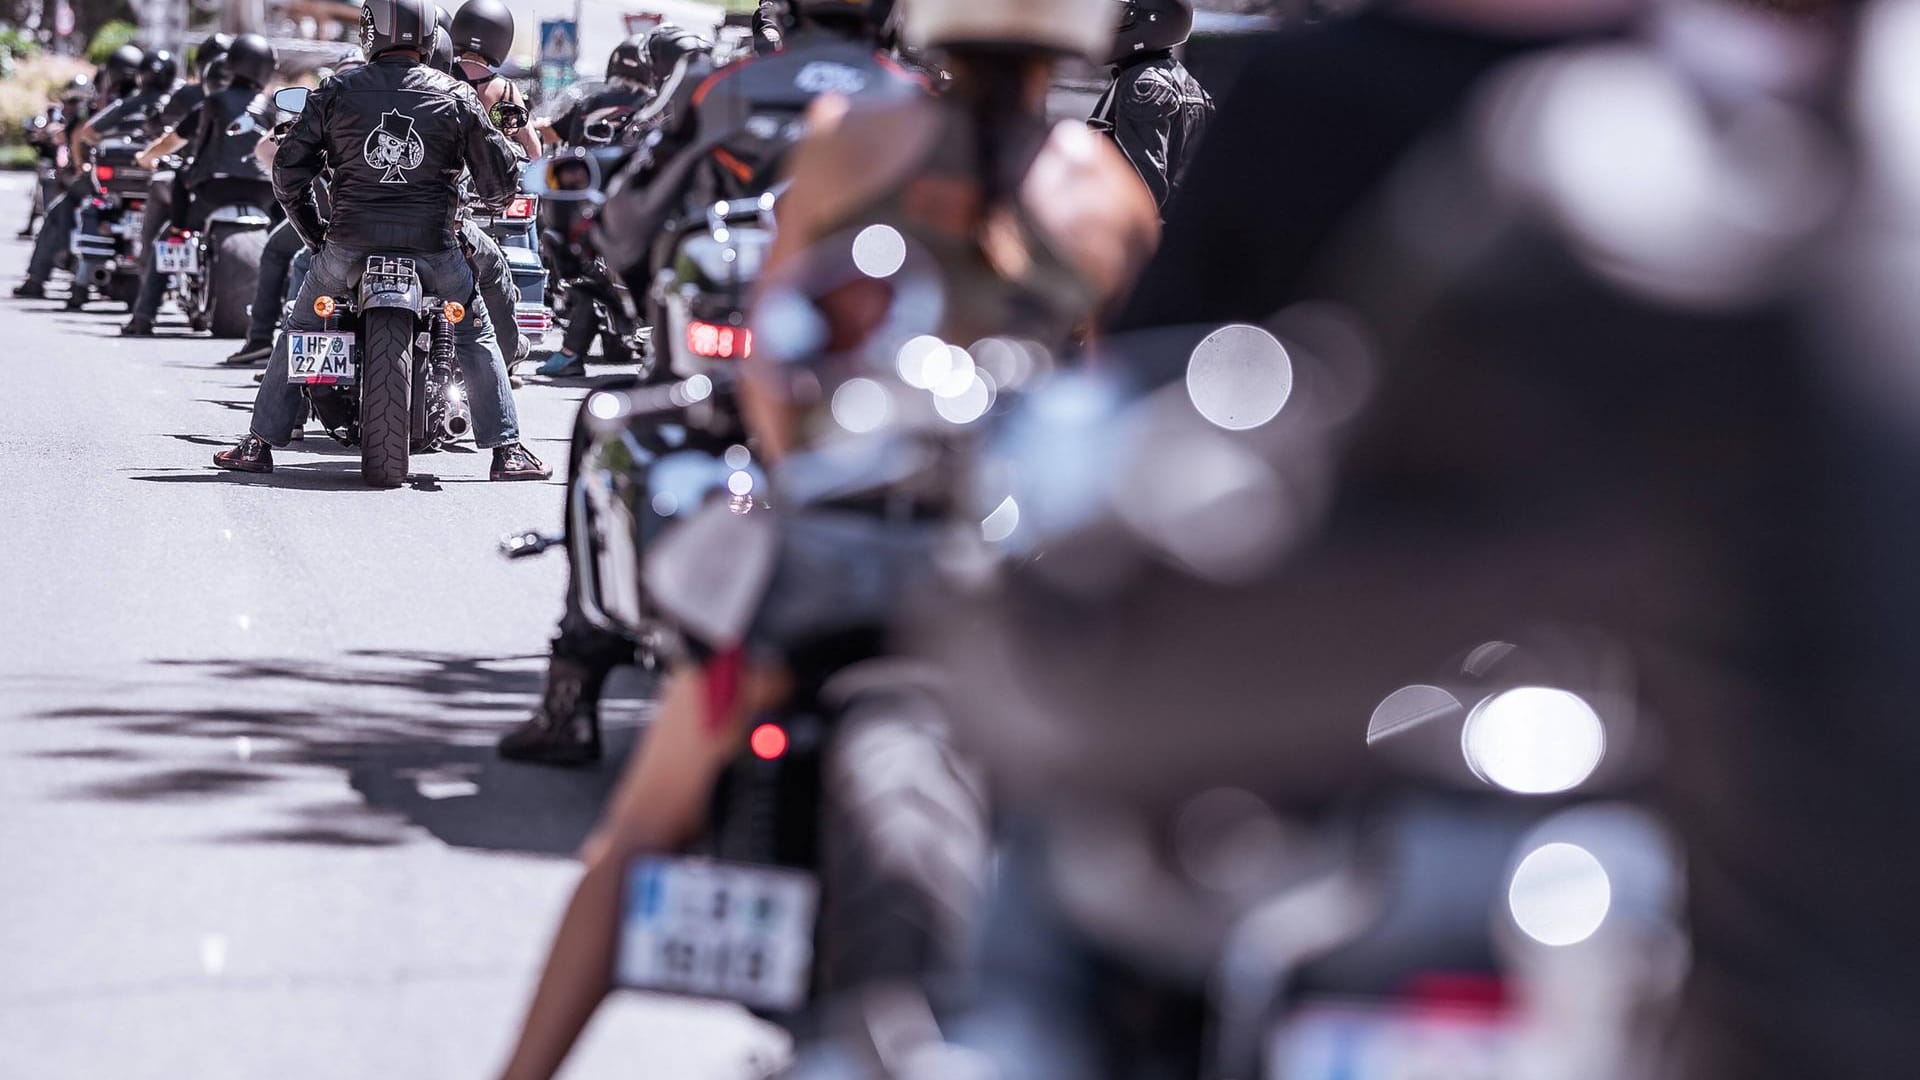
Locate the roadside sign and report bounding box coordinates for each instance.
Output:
[539,20,579,65]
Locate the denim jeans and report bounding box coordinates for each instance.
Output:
[243,220,307,345]
[462,218,520,365]
[25,183,79,283]
[248,243,521,449]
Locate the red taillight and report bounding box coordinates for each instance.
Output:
[749,723,788,761]
[505,195,536,220]
[687,320,752,360]
[95,164,114,181]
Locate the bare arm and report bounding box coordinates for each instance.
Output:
[496,661,786,1080]
[137,130,186,170]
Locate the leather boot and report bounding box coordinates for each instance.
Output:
[497,656,604,766]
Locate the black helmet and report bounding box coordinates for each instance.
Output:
[791,0,882,28]
[451,0,514,67]
[224,33,277,89]
[1109,0,1191,65]
[644,25,710,75]
[361,0,435,58]
[139,49,178,92]
[606,33,651,85]
[194,31,233,77]
[428,25,454,73]
[104,44,144,91]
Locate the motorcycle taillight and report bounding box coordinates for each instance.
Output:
[95,165,114,181]
[505,195,536,220]
[687,320,752,360]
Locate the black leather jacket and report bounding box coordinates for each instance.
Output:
[274,55,518,252]
[87,89,171,141]
[1090,53,1213,212]
[596,28,919,279]
[181,84,272,189]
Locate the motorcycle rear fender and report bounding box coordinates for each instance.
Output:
[358,255,424,313]
[206,204,273,229]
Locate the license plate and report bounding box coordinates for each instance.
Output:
[154,239,197,274]
[287,332,357,386]
[1269,1002,1521,1079]
[616,856,818,1013]
[123,209,143,239]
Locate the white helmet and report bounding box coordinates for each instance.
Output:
[902,0,1119,60]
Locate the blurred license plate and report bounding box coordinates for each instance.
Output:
[1269,1002,1520,1079]
[122,209,143,239]
[287,333,357,386]
[616,857,818,1013]
[154,238,197,274]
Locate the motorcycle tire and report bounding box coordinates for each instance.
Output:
[360,308,414,489]
[208,227,267,339]
[816,694,990,993]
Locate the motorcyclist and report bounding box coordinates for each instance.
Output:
[121,33,280,338]
[495,8,924,762]
[75,49,177,153]
[12,46,142,301]
[527,31,669,378]
[1088,0,1212,213]
[210,0,550,482]
[225,48,363,367]
[126,32,231,291]
[492,0,1152,1072]
[534,34,655,150]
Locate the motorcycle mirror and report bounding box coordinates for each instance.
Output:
[273,86,310,114]
[490,101,529,135]
[522,153,605,205]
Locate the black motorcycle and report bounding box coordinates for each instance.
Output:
[68,139,156,309]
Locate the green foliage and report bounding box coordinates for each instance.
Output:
[0,142,36,170]
[0,28,39,59]
[85,18,137,64]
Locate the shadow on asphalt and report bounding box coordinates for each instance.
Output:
[29,649,654,856]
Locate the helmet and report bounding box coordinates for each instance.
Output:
[360,0,435,58]
[790,0,882,27]
[1109,0,1192,64]
[194,31,232,76]
[606,33,651,85]
[224,33,277,89]
[903,0,1118,59]
[104,44,144,91]
[644,25,711,75]
[138,49,178,93]
[451,0,514,67]
[428,25,455,73]
[61,73,94,104]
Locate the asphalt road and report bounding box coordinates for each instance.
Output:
[0,172,776,1079]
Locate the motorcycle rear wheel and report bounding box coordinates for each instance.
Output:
[208,227,267,339]
[360,308,414,489]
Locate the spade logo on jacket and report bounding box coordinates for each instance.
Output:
[364,109,425,184]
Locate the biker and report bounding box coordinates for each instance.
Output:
[122,33,279,338]
[450,0,539,159]
[496,8,919,761]
[1089,0,1212,213]
[75,49,178,154]
[126,32,231,287]
[527,31,668,379]
[224,49,364,367]
[491,0,1154,1074]
[210,0,550,482]
[12,46,142,301]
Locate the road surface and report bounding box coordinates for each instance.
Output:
[0,172,777,1079]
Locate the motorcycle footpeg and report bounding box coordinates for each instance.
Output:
[499,530,561,560]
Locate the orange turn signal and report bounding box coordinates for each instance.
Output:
[312,295,336,318]
[442,301,466,324]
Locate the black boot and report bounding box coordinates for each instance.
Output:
[63,286,89,311]
[497,657,604,766]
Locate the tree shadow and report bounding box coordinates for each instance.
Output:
[25,649,655,857]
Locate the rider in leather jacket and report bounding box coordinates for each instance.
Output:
[121,34,279,337]
[210,0,550,482]
[13,46,142,301]
[1089,0,1212,213]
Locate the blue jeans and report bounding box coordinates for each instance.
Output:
[243,219,307,345]
[248,243,521,449]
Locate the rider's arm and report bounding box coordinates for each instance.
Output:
[459,83,520,213]
[273,85,331,249]
[136,129,187,170]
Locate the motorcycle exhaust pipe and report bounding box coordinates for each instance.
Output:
[87,262,114,286]
[435,409,471,441]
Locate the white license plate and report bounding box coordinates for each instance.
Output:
[616,857,818,1013]
[154,239,197,274]
[122,209,144,239]
[287,332,358,386]
[1269,1002,1520,1079]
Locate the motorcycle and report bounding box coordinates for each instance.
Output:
[275,74,473,488]
[468,103,553,362]
[20,110,64,238]
[68,139,155,309]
